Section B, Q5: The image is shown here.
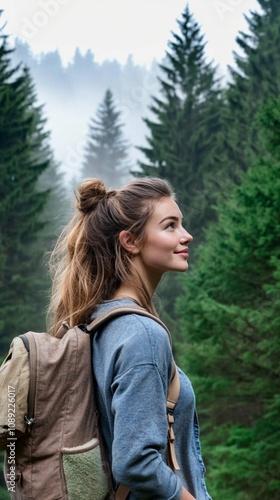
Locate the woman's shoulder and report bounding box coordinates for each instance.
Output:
[108,310,170,348]
[92,300,173,371]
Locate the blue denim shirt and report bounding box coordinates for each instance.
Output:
[91,299,211,500]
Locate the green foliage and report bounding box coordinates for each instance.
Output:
[82,88,131,188]
[224,0,280,176]
[176,98,280,499]
[204,394,280,499]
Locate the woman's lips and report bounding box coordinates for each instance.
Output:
[175,249,188,258]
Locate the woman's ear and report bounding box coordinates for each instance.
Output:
[119,230,140,255]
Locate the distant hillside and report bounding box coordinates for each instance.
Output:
[10,39,161,183]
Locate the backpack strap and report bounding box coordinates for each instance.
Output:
[115,483,130,500]
[86,305,172,343]
[20,333,37,427]
[88,305,181,475]
[166,365,180,471]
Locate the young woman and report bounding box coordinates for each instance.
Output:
[48,177,212,500]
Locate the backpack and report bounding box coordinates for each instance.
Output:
[0,305,180,500]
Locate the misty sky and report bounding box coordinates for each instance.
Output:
[2,0,260,74]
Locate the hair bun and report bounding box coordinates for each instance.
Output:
[76,178,107,214]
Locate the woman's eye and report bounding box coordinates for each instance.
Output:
[166,222,175,229]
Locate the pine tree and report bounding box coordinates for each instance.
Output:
[176,97,280,499]
[82,89,130,188]
[137,5,224,242]
[0,32,53,358]
[224,0,280,177]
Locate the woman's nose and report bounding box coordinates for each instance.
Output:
[180,230,193,244]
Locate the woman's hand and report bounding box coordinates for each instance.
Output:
[180,486,196,500]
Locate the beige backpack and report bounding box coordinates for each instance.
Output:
[0,305,180,499]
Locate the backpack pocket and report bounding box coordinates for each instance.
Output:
[61,437,109,500]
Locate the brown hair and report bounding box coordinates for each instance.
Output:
[47,177,175,335]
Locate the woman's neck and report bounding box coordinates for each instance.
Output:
[112,286,142,304]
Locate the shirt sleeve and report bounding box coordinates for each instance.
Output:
[110,319,182,499]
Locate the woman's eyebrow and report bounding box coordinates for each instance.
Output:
[159,215,180,224]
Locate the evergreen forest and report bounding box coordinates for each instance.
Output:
[0,1,279,498]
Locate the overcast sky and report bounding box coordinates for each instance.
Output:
[2,0,260,74]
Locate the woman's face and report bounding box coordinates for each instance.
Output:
[135,196,193,286]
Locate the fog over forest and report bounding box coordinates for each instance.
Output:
[11,40,163,184]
